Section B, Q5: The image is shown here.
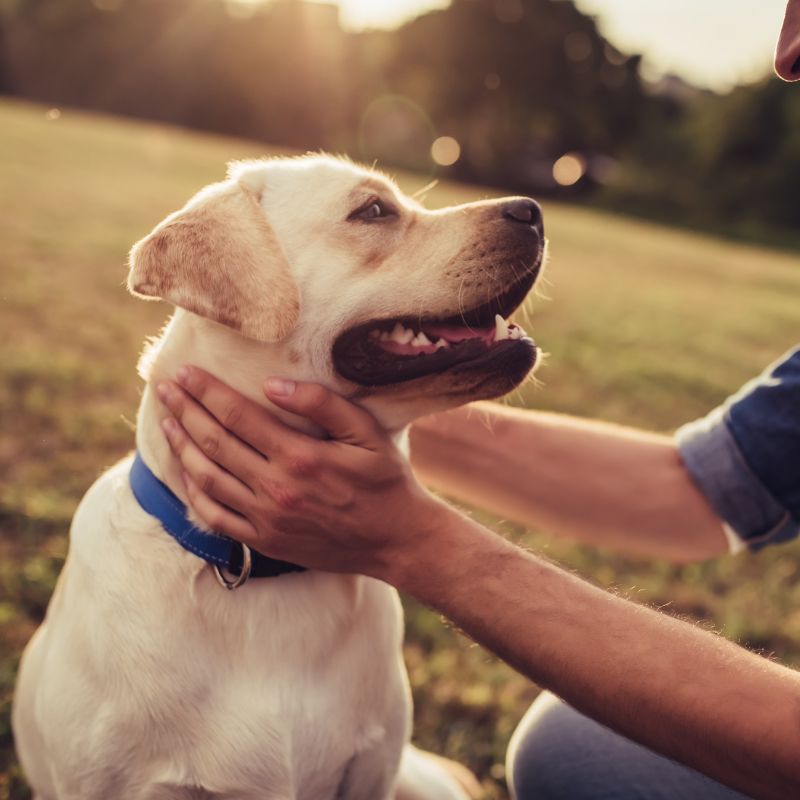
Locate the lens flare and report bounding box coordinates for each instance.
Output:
[553,153,586,186]
[431,136,461,167]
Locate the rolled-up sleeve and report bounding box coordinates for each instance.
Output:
[676,347,800,552]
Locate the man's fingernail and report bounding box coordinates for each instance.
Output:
[265,378,296,397]
[156,382,170,402]
[176,366,191,387]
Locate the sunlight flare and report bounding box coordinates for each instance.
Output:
[322,0,449,30]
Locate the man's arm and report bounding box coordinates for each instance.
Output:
[411,403,729,562]
[389,502,800,800]
[157,372,800,800]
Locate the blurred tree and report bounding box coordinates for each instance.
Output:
[2,0,352,149]
[691,80,800,229]
[374,0,645,187]
[603,76,800,235]
[1,0,797,239]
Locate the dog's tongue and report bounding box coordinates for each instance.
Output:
[422,323,494,343]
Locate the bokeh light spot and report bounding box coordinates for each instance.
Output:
[45,108,61,121]
[553,153,586,186]
[564,31,593,63]
[431,136,461,167]
[484,72,501,91]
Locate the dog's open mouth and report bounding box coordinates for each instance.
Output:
[333,273,538,386]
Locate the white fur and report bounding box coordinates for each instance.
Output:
[13,156,540,800]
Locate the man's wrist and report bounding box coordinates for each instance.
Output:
[380,495,513,605]
[374,494,459,591]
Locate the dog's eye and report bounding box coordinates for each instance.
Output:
[349,198,395,222]
[363,203,384,219]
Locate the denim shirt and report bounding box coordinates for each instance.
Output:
[677,347,800,552]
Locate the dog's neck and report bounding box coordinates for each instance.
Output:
[134,311,409,510]
[135,311,331,507]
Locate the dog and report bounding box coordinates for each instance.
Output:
[13,154,545,800]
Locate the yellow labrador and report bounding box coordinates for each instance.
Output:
[13,155,545,800]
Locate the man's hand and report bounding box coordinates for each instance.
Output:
[156,366,445,577]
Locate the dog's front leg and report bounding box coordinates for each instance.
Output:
[334,744,401,800]
[335,695,409,800]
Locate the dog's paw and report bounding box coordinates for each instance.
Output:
[395,745,483,800]
[417,751,483,799]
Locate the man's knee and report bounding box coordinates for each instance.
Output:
[505,691,748,800]
[506,691,591,800]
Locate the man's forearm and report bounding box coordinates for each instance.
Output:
[390,505,800,800]
[410,403,728,562]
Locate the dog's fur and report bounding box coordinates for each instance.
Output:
[13,156,543,800]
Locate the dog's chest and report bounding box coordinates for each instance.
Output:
[36,457,409,799]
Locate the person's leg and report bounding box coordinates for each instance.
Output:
[506,692,750,800]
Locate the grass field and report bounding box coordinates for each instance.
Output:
[1,97,799,799]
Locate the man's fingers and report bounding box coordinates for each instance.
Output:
[158,382,263,487]
[182,472,260,545]
[174,366,286,457]
[162,417,256,513]
[264,379,385,450]
[182,471,303,566]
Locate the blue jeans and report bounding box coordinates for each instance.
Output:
[506,693,750,800]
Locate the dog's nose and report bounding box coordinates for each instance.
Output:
[503,198,543,231]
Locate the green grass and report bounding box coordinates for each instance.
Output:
[1,97,800,799]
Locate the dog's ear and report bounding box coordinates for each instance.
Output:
[127,180,299,342]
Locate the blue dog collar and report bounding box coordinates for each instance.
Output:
[129,451,306,587]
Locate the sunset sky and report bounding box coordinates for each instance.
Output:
[325,0,788,92]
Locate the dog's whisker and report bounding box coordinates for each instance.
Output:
[532,268,553,302]
[412,179,439,203]
[457,275,469,327]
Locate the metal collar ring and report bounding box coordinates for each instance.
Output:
[213,542,253,590]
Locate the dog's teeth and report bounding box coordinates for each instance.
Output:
[509,326,523,340]
[369,330,381,339]
[412,332,432,347]
[380,331,391,341]
[388,323,415,344]
[494,314,510,342]
[436,338,450,349]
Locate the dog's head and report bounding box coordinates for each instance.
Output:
[129,155,545,427]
